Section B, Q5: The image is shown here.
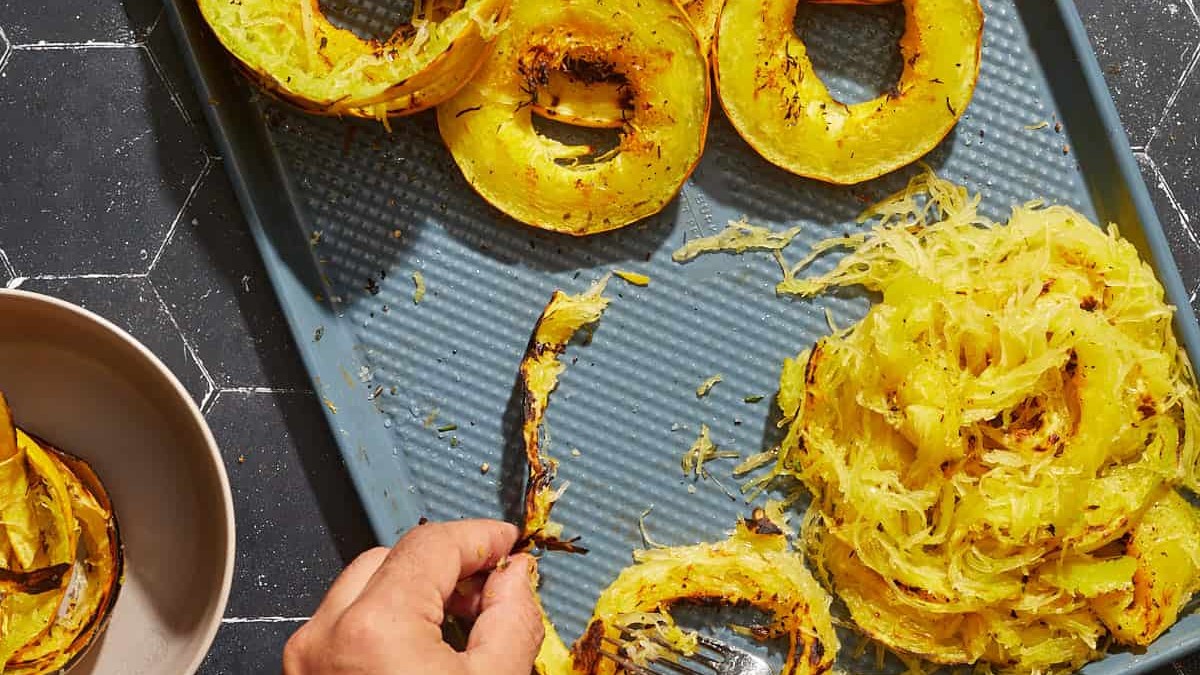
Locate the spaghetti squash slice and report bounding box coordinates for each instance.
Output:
[198,0,509,118]
[438,0,710,234]
[535,513,838,675]
[713,0,982,184]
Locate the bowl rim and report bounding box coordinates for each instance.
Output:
[0,288,236,675]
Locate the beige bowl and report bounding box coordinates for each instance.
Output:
[0,289,234,674]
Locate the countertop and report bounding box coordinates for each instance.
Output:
[0,1,1197,672]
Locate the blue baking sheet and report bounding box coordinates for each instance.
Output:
[163,0,1200,671]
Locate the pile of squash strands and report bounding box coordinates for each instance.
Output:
[773,171,1200,673]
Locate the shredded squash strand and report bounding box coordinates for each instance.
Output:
[776,170,1200,673]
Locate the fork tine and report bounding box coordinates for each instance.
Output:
[600,635,714,675]
[694,634,732,655]
[648,654,712,675]
[597,639,660,675]
[641,634,719,671]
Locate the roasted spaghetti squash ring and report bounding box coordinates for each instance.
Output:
[535,515,839,675]
[437,0,710,234]
[198,0,509,118]
[499,0,720,131]
[713,0,983,184]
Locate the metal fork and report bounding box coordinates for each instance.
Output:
[598,631,773,675]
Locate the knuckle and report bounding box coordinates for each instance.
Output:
[282,625,313,671]
[334,608,385,645]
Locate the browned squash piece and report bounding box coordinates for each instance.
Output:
[515,278,610,553]
[7,446,123,674]
[714,0,983,184]
[437,0,710,234]
[198,0,510,119]
[535,515,839,675]
[1091,492,1200,647]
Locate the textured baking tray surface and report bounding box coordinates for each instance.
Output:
[177,0,1200,671]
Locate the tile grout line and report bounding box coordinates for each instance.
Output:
[0,248,17,282]
[1145,42,1200,150]
[148,157,212,274]
[0,26,11,75]
[24,272,146,281]
[147,279,218,400]
[144,7,166,39]
[201,388,222,415]
[142,30,203,135]
[12,41,141,50]
[219,387,312,393]
[1137,152,1198,249]
[222,616,309,624]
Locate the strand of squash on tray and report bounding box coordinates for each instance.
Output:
[196,0,1200,672]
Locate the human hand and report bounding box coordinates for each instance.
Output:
[283,519,544,675]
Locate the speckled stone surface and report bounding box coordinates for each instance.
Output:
[0,1,1196,673]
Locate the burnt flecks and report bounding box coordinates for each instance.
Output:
[571,621,605,673]
[517,45,636,115]
[0,562,72,595]
[809,638,826,667]
[744,508,784,536]
[1064,349,1079,377]
[562,54,625,85]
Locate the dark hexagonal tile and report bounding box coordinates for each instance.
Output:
[0,47,206,276]
[0,0,160,44]
[206,390,374,617]
[200,621,297,674]
[151,166,310,389]
[1137,152,1200,313]
[146,16,216,153]
[13,276,211,404]
[1143,67,1200,278]
[1077,0,1200,147]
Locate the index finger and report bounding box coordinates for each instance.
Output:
[354,519,519,624]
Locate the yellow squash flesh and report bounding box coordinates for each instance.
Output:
[0,394,122,674]
[198,0,509,119]
[681,0,723,57]
[535,516,838,675]
[437,0,710,234]
[776,171,1200,672]
[517,277,611,552]
[714,0,982,184]
[0,434,80,670]
[1092,492,1200,646]
[8,449,122,674]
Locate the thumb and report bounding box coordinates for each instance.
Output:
[465,554,545,675]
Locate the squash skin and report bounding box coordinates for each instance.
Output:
[437,0,710,234]
[198,0,510,118]
[713,0,983,184]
